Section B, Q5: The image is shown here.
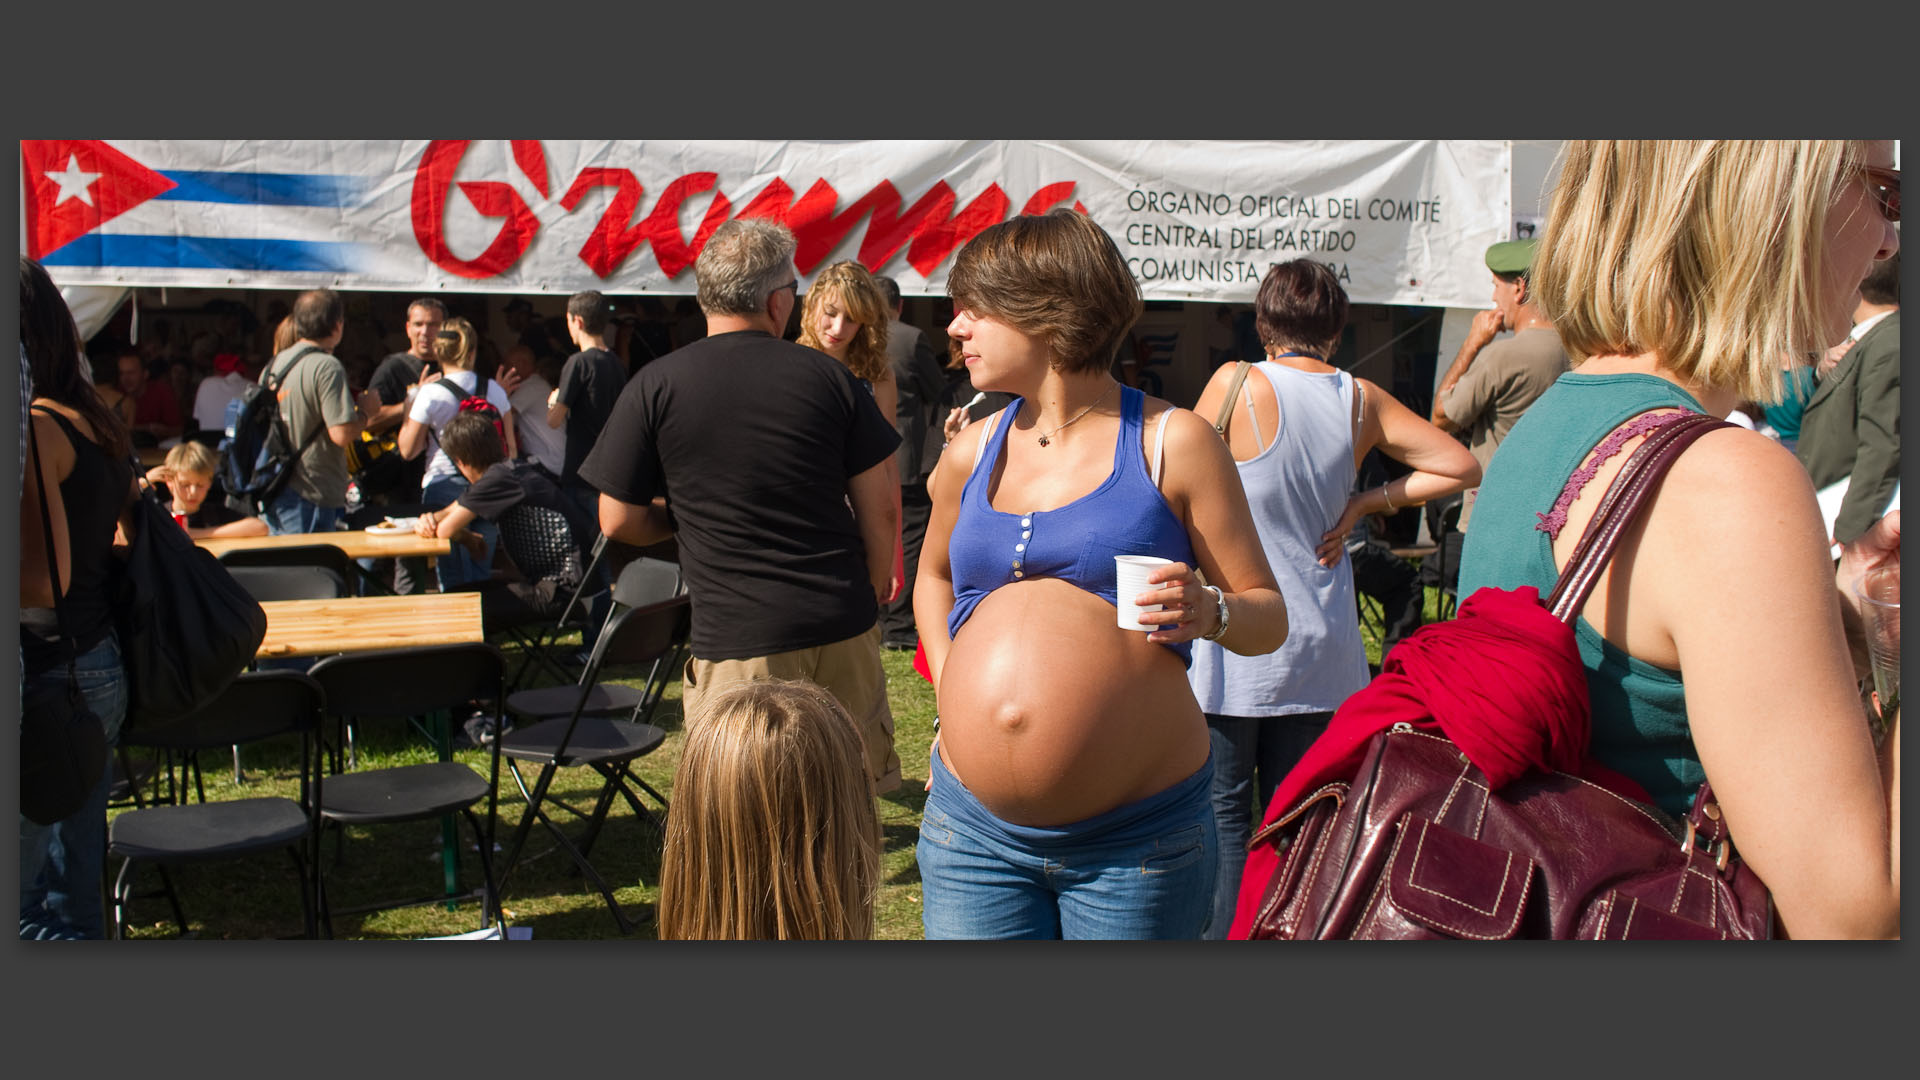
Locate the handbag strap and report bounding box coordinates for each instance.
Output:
[1546,411,1730,623]
[1212,361,1252,435]
[26,409,81,685]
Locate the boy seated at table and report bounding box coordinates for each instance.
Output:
[417,412,606,637]
[145,441,269,539]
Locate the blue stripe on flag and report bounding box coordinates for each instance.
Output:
[154,171,366,207]
[41,234,361,272]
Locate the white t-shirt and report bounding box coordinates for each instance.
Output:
[409,369,514,487]
[193,371,252,434]
[507,373,566,476]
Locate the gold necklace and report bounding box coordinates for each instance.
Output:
[1032,382,1118,446]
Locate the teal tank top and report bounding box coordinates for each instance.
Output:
[1456,373,1706,819]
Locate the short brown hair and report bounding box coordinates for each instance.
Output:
[567,290,610,335]
[1859,248,1898,307]
[946,208,1142,374]
[1254,259,1350,357]
[291,288,344,343]
[439,410,505,471]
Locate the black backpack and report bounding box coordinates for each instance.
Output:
[224,345,324,512]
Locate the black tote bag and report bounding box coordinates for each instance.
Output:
[113,479,268,734]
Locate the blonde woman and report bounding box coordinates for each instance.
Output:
[799,260,905,602]
[798,260,896,422]
[1459,140,1901,938]
[658,678,881,940]
[398,315,516,588]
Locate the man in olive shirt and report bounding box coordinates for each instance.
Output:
[1428,239,1568,588]
[265,288,370,534]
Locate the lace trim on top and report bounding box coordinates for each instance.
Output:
[1535,411,1691,539]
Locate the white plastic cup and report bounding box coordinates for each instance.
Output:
[1114,555,1174,631]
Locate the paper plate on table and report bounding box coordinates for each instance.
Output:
[366,518,419,535]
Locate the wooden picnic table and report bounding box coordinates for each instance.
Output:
[197,527,452,562]
[255,592,484,659]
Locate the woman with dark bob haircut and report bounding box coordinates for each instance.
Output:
[1460,140,1900,937]
[913,208,1289,939]
[1188,257,1478,938]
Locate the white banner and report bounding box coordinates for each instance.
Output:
[23,140,1510,307]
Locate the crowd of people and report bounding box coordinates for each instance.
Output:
[17,138,1901,940]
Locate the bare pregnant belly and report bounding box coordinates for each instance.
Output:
[937,577,1209,826]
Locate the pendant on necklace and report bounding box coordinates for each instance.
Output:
[1038,435,1051,447]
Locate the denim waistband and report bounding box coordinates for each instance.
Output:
[928,745,1214,850]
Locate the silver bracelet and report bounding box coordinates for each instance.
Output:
[1201,585,1230,641]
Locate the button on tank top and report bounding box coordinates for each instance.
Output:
[947,385,1198,667]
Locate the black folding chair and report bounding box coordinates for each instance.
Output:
[495,559,688,933]
[307,643,509,939]
[216,562,350,784]
[487,508,610,691]
[226,563,351,603]
[1429,500,1465,622]
[220,543,364,594]
[502,556,681,724]
[108,671,326,939]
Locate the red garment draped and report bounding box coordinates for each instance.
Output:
[1227,585,1651,939]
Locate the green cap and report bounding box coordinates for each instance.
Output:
[1485,239,1539,275]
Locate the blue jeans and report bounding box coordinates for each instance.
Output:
[20,632,128,940]
[1202,711,1332,940]
[266,488,343,536]
[917,747,1217,939]
[422,474,497,591]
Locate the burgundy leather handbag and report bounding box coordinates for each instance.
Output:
[1244,412,1774,940]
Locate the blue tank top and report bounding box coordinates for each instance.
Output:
[947,385,1198,667]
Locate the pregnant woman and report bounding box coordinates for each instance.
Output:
[913,209,1288,939]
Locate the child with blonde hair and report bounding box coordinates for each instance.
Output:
[658,678,881,940]
[145,440,268,539]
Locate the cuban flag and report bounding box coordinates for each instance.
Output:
[23,139,372,273]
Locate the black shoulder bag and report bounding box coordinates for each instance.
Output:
[20,427,110,826]
[113,465,268,735]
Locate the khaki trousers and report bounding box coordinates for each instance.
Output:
[682,624,900,794]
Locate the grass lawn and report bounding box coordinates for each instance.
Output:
[107,643,942,941]
[108,579,1449,940]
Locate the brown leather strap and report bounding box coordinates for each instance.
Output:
[1212,361,1252,435]
[1546,412,1731,623]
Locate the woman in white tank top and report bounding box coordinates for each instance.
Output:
[1187,259,1479,938]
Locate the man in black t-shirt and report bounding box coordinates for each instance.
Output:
[578,219,904,792]
[549,290,628,520]
[359,297,446,590]
[363,298,445,445]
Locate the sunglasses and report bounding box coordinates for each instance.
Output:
[1862,165,1900,224]
[771,279,799,298]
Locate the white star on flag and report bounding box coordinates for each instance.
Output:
[46,154,103,207]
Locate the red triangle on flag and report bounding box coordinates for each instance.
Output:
[21,140,178,261]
